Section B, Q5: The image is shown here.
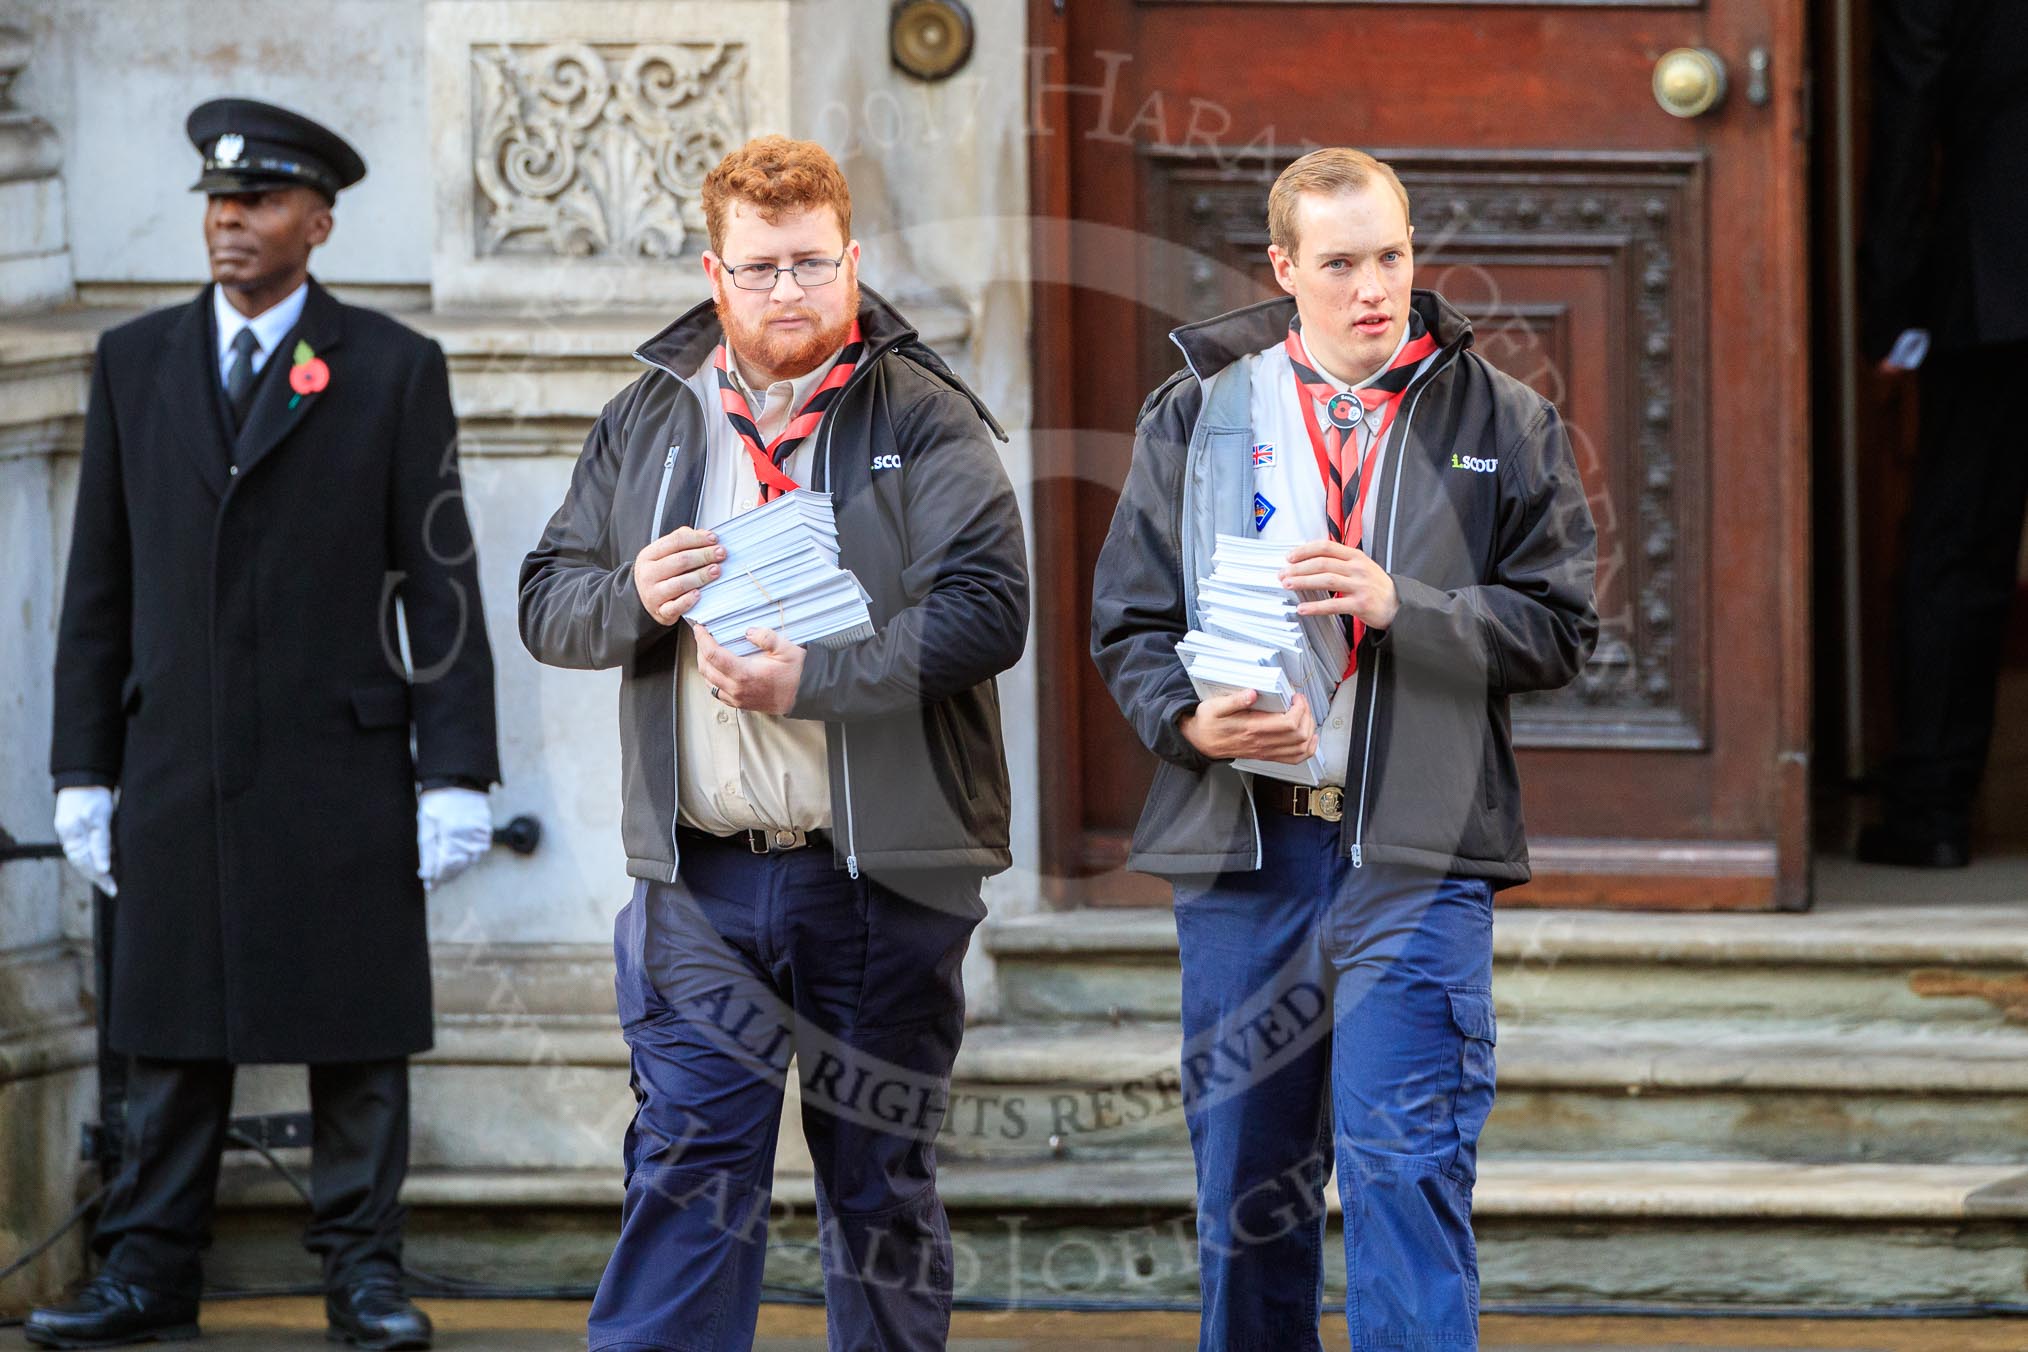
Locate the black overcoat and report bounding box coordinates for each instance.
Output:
[50,279,499,1063]
[1858,0,2028,355]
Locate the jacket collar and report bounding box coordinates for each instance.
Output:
[1169,287,1476,386]
[156,278,347,497]
[231,276,345,477]
[633,283,1006,442]
[156,288,235,497]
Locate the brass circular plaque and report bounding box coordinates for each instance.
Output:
[892,0,975,83]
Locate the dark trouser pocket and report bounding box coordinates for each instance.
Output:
[1444,986,1498,1187]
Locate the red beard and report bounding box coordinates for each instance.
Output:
[715,276,861,382]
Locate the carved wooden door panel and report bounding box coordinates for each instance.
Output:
[1032,0,1811,908]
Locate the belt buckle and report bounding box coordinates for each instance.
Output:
[1306,786,1345,823]
[750,828,805,854]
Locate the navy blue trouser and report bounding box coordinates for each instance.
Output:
[588,831,980,1352]
[1174,810,1497,1351]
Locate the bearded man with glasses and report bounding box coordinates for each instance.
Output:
[519,136,1027,1352]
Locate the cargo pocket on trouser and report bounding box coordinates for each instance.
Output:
[1443,986,1498,1189]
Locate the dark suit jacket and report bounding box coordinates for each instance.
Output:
[50,279,500,1063]
[1858,0,2028,357]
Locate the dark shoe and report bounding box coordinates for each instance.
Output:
[22,1275,199,1348]
[325,1278,432,1350]
[1856,823,1971,869]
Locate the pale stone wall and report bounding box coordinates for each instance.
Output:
[0,22,71,312]
[2,0,1037,946]
[0,12,91,1302]
[4,0,433,285]
[0,330,97,1312]
[0,0,1036,1304]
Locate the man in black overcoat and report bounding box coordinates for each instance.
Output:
[1856,0,2028,867]
[31,99,499,1351]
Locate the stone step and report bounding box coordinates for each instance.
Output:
[983,901,2028,1032]
[211,1157,2028,1309]
[940,1021,2028,1164]
[213,1155,2028,1221]
[219,1014,2028,1181]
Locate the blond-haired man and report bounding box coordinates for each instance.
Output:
[521,136,1027,1351]
[1092,148,1597,1348]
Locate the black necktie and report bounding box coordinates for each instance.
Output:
[224,326,260,425]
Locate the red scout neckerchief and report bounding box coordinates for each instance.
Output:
[715,320,866,503]
[1284,311,1439,673]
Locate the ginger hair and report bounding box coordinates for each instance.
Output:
[702,135,853,256]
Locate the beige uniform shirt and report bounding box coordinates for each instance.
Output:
[675,347,848,834]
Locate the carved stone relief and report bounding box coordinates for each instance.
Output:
[426,2,789,309]
[470,41,748,262]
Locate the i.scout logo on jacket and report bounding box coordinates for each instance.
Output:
[1451,453,1498,474]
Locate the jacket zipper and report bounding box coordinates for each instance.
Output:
[651,443,682,881]
[1171,345,1266,871]
[634,334,693,882]
[1349,353,1456,867]
[839,726,861,880]
[651,444,678,537]
[816,413,863,879]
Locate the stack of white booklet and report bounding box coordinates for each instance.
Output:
[690,491,875,657]
[1177,535,1350,786]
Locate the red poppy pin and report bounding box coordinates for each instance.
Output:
[288,340,328,407]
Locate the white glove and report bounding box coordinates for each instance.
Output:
[417,786,492,892]
[54,786,118,896]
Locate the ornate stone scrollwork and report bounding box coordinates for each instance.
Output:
[470,41,748,261]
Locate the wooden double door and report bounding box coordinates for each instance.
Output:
[1030,0,1812,909]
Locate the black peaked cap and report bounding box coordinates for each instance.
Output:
[187,97,366,199]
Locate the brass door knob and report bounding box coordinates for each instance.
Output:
[1653,47,1729,118]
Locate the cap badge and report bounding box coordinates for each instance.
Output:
[214,133,245,168]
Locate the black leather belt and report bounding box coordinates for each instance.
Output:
[1253,783,1347,823]
[678,825,831,856]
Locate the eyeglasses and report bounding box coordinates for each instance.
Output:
[724,255,845,291]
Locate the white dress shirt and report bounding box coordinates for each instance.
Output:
[213,279,310,386]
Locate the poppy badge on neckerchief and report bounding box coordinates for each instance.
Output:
[1324,390,1363,433]
[715,320,866,503]
[1284,311,1439,673]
